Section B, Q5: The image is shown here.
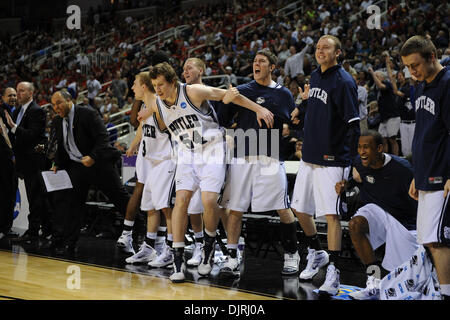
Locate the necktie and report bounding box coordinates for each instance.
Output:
[16,106,25,126]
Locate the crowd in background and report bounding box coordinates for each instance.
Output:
[0,0,449,158]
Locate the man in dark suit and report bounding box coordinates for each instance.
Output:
[50,90,130,253]
[0,88,17,238]
[4,82,50,242]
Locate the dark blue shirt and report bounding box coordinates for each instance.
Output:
[302,65,360,167]
[354,154,417,229]
[412,66,450,191]
[377,80,400,121]
[223,80,295,160]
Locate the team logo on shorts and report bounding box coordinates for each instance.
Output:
[181,102,187,109]
[444,226,450,240]
[256,97,265,104]
[366,175,375,184]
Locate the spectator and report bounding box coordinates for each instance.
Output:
[369,67,400,155]
[107,70,129,108]
[86,73,102,107]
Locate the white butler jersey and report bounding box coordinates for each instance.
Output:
[156,83,225,152]
[141,111,173,163]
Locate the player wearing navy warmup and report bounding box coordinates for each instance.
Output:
[335,130,418,300]
[290,35,360,296]
[218,49,301,277]
[401,35,450,300]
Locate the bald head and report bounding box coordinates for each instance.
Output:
[51,90,72,118]
[2,87,17,106]
[16,82,34,105]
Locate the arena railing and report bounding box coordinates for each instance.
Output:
[236,18,265,41]
[276,0,302,17]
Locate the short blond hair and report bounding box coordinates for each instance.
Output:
[136,71,155,93]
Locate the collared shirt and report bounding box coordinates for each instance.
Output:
[11,99,33,134]
[63,103,83,163]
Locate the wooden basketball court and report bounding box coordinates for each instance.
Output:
[0,249,279,300]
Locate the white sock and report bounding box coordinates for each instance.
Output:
[205,229,216,237]
[194,231,204,239]
[173,242,185,248]
[167,234,173,241]
[124,219,134,227]
[146,232,157,240]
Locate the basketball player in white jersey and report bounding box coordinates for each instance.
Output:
[123,72,175,267]
[148,62,274,282]
[182,57,230,267]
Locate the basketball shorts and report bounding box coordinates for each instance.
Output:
[135,152,149,184]
[353,203,419,271]
[141,159,176,211]
[219,156,289,212]
[378,116,400,138]
[417,190,450,247]
[291,160,350,217]
[175,142,226,194]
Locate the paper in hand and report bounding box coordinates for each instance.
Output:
[41,170,73,192]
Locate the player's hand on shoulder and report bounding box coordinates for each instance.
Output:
[137,107,152,122]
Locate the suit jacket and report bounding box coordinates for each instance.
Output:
[12,100,47,175]
[54,105,121,169]
[0,103,14,162]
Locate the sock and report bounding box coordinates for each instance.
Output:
[227,243,238,258]
[123,219,134,232]
[204,231,216,247]
[365,260,383,279]
[329,250,341,268]
[204,229,216,238]
[173,247,184,268]
[306,233,322,251]
[157,226,167,237]
[145,232,157,248]
[280,222,298,254]
[167,234,173,248]
[194,231,204,244]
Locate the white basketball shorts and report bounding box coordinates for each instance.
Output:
[353,203,419,271]
[417,190,450,246]
[141,159,176,211]
[219,156,289,212]
[291,160,350,217]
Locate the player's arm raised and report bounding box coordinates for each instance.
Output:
[187,84,274,128]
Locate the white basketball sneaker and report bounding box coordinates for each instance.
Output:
[187,242,203,267]
[170,254,186,283]
[219,256,240,277]
[318,264,340,296]
[149,243,174,268]
[299,248,329,280]
[197,240,215,276]
[125,243,157,264]
[116,233,135,254]
[349,276,381,300]
[282,251,301,275]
